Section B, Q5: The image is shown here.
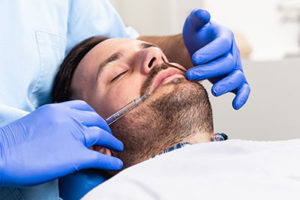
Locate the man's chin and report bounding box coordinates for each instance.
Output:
[107,78,209,174]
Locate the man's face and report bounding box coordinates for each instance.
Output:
[71,38,212,169]
[72,38,185,118]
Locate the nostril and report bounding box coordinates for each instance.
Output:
[148,57,156,68]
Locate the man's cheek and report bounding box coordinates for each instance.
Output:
[109,90,141,111]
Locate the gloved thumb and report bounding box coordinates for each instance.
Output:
[80,150,123,171]
[187,9,211,31]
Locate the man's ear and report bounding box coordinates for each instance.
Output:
[91,146,112,156]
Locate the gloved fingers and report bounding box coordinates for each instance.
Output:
[232,83,250,110]
[188,9,211,30]
[85,126,123,151]
[211,70,245,96]
[186,53,234,81]
[61,100,95,112]
[232,39,241,65]
[191,27,233,65]
[72,110,111,133]
[80,150,123,171]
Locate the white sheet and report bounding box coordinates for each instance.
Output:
[83,139,300,200]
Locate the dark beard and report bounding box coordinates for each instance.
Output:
[110,76,213,170]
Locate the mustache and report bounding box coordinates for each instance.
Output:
[140,62,186,96]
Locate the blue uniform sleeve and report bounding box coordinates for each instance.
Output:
[66,0,139,53]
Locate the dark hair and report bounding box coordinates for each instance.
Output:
[52,36,108,103]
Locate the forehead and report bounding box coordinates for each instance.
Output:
[83,38,139,64]
[78,38,142,78]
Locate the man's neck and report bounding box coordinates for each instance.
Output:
[153,132,213,158]
[184,131,213,144]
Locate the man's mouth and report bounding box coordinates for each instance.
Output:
[150,68,185,94]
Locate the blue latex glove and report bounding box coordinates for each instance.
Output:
[0,100,123,187]
[183,9,250,110]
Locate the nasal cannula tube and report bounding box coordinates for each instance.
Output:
[105,93,150,125]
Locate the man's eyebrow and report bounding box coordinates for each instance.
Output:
[100,51,123,69]
[140,42,158,49]
[99,43,156,70]
[97,51,123,79]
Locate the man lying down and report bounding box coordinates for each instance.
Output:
[52,36,218,168]
[52,37,300,199]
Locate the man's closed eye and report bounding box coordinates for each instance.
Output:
[111,71,128,82]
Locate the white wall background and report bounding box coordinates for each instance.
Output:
[110,0,204,35]
[204,0,300,60]
[110,0,300,60]
[203,58,300,141]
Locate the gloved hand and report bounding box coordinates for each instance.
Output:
[183,9,250,110]
[0,100,123,187]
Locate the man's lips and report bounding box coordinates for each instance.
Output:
[150,68,185,93]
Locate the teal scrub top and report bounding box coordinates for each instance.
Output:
[0,0,138,199]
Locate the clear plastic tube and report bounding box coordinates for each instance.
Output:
[105,93,150,125]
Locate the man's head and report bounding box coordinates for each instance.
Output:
[52,36,213,169]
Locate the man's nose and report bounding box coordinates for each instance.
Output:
[139,48,166,75]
